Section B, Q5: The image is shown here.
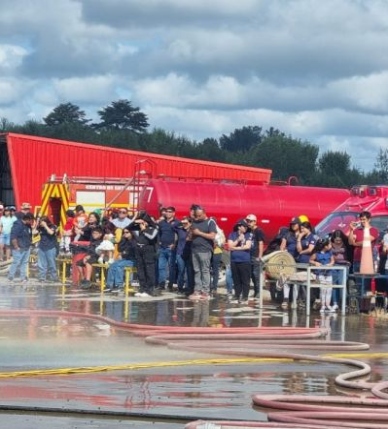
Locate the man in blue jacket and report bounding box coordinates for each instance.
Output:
[8,212,35,285]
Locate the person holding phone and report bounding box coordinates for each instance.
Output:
[348,210,379,274]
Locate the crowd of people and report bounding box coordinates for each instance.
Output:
[1,200,385,311]
[275,210,383,312]
[0,201,263,301]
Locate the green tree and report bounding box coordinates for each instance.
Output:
[374,147,388,182]
[313,151,353,187]
[94,99,149,133]
[43,102,91,126]
[16,119,47,136]
[0,117,16,132]
[197,138,225,162]
[219,126,262,153]
[318,151,351,174]
[251,129,319,183]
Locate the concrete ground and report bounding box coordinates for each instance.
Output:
[0,273,388,428]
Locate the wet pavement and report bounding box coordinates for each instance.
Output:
[1,276,388,428]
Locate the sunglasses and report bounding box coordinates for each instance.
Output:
[119,210,128,214]
[245,219,254,222]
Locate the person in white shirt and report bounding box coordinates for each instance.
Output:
[0,206,17,260]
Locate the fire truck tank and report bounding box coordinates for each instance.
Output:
[139,179,350,239]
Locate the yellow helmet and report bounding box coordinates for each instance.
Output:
[298,214,309,223]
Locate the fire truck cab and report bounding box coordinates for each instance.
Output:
[315,185,388,238]
[38,175,143,230]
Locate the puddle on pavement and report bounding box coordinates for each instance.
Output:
[1,281,388,427]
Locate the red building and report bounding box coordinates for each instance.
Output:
[0,133,271,211]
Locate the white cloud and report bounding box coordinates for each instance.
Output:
[0,44,28,71]
[52,75,118,104]
[329,72,388,112]
[1,0,388,173]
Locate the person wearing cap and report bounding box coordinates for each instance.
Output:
[292,220,318,309]
[106,207,136,248]
[278,217,301,309]
[227,219,253,305]
[109,207,134,232]
[280,217,301,258]
[8,212,35,284]
[295,221,317,264]
[156,206,180,291]
[0,206,17,260]
[245,214,264,299]
[15,202,32,220]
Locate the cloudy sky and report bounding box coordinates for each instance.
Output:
[1,0,388,172]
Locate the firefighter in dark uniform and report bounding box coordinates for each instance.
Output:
[134,213,159,297]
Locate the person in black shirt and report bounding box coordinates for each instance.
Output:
[134,213,158,298]
[105,229,137,292]
[36,216,59,282]
[157,206,179,290]
[245,214,265,299]
[77,227,103,289]
[76,212,101,242]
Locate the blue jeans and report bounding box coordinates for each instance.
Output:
[332,266,348,304]
[226,265,234,293]
[158,247,172,285]
[38,247,59,281]
[107,259,135,288]
[176,254,186,290]
[8,248,31,280]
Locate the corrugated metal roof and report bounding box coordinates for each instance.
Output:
[2,133,271,209]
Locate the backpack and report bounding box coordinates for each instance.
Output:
[215,225,226,248]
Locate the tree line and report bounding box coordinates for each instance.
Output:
[1,100,387,188]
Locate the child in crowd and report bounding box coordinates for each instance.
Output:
[310,237,335,313]
[59,209,75,257]
[73,205,88,241]
[96,233,115,264]
[76,226,103,289]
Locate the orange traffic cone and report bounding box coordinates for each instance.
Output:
[360,227,374,275]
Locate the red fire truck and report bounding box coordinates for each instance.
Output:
[39,175,350,240]
[315,185,388,238]
[139,178,350,239]
[38,175,144,228]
